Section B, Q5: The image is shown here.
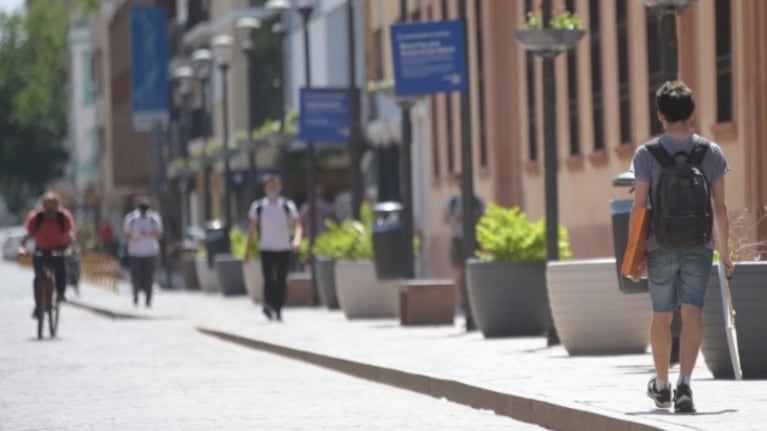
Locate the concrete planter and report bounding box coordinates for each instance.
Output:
[466,259,549,337]
[335,260,399,319]
[316,258,339,309]
[214,254,246,296]
[242,260,263,303]
[195,256,220,292]
[547,258,651,355]
[702,261,767,379]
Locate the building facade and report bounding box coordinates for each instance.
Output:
[365,0,766,278]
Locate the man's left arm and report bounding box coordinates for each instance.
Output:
[64,210,77,246]
[289,202,303,248]
[153,213,164,240]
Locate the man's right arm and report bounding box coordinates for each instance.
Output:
[244,217,258,262]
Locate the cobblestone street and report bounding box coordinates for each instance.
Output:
[0,262,546,430]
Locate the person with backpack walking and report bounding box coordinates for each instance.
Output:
[123,196,163,307]
[629,81,733,413]
[443,173,484,332]
[19,192,76,304]
[244,175,302,322]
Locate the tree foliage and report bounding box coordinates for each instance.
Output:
[0,0,76,210]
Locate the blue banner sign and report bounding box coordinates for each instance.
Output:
[390,20,468,97]
[299,88,351,142]
[130,6,170,133]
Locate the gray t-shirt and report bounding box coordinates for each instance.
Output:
[630,133,729,251]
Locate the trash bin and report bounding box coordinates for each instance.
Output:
[372,202,410,280]
[203,220,230,268]
[611,171,649,294]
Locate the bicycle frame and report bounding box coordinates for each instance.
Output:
[33,250,64,339]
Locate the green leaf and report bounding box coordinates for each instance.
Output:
[476,203,572,262]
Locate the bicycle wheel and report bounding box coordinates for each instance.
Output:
[49,301,59,338]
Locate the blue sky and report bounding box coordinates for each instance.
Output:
[0,0,24,14]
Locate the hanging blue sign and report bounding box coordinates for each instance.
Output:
[130,5,170,133]
[390,20,468,97]
[299,88,351,142]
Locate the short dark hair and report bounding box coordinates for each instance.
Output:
[655,81,695,123]
[262,174,281,187]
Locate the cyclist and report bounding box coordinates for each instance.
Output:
[19,192,76,306]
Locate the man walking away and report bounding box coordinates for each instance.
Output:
[244,176,302,322]
[629,81,732,413]
[443,173,484,332]
[123,196,163,307]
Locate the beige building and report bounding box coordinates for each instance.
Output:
[366,0,767,277]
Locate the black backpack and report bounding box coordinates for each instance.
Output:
[647,139,713,249]
[33,210,67,232]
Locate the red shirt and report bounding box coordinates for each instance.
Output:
[25,209,75,250]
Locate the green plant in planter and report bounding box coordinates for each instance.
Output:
[314,203,374,260]
[476,203,572,261]
[230,226,259,260]
[296,237,311,264]
[525,5,582,30]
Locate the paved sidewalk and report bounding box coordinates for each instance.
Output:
[48,263,765,431]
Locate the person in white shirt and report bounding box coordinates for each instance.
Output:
[123,196,163,307]
[244,176,302,322]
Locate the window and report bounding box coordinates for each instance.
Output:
[431,97,441,177]
[474,0,487,167]
[372,29,383,80]
[565,0,579,156]
[715,0,733,123]
[589,0,604,151]
[617,0,632,144]
[645,12,667,136]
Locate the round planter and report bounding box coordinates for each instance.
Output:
[214,254,246,296]
[316,258,339,309]
[514,29,586,58]
[547,258,650,355]
[242,260,263,303]
[335,260,399,319]
[195,256,221,292]
[466,259,548,337]
[702,261,767,379]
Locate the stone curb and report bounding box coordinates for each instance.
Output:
[197,327,687,431]
[66,299,158,320]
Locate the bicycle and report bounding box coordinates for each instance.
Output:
[30,249,66,339]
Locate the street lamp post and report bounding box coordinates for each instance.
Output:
[212,34,234,232]
[237,17,262,203]
[192,48,214,222]
[271,22,287,134]
[267,0,320,304]
[346,0,363,220]
[173,64,196,231]
[397,0,415,281]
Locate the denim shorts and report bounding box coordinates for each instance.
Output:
[646,247,714,312]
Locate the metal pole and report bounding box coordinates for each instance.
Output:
[397,0,415,279]
[299,6,320,305]
[458,0,476,328]
[272,23,286,134]
[347,0,363,220]
[245,45,259,202]
[541,0,558,262]
[221,63,233,233]
[180,91,192,231]
[201,76,212,222]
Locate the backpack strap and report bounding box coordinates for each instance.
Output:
[687,142,710,165]
[646,139,675,168]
